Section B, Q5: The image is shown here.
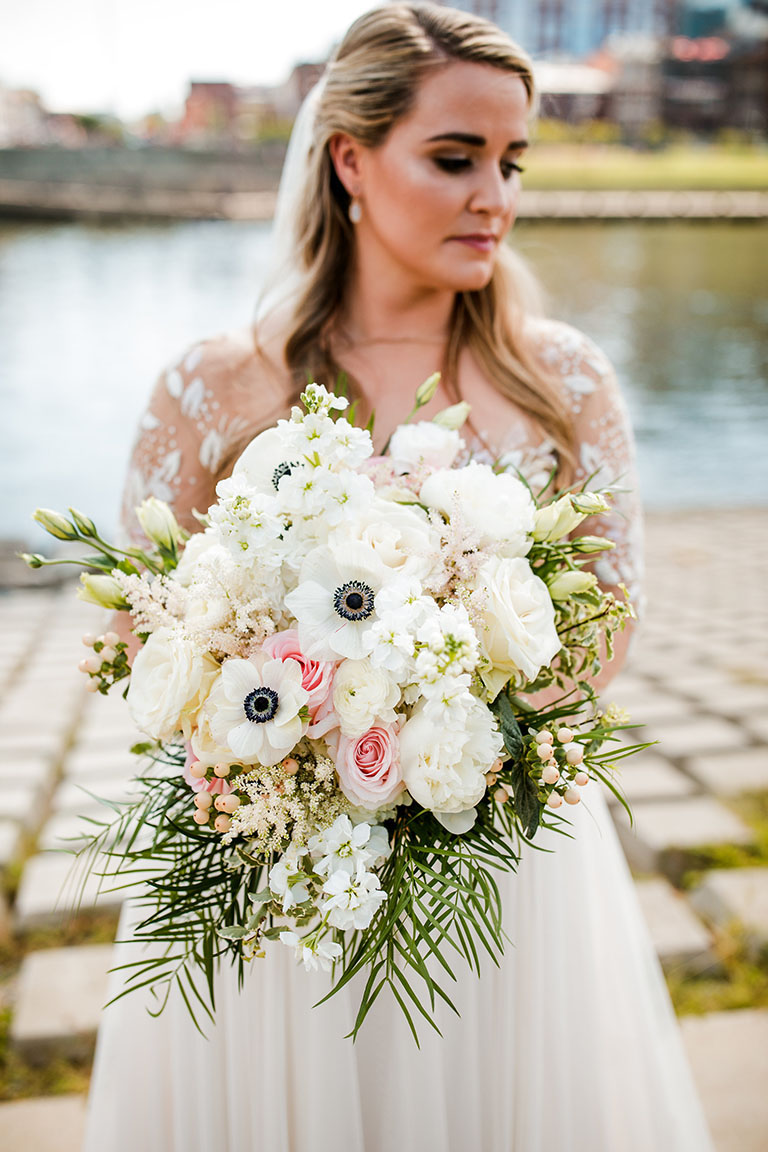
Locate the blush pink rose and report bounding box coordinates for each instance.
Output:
[335,723,404,811]
[263,630,335,717]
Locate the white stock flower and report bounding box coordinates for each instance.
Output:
[366,581,433,680]
[127,627,218,741]
[269,848,311,912]
[321,865,387,931]
[399,695,503,815]
[279,931,342,973]
[473,555,561,698]
[308,815,390,877]
[286,412,372,472]
[388,421,462,474]
[278,466,375,528]
[207,652,309,766]
[209,473,284,565]
[420,462,535,557]
[332,659,400,738]
[284,542,393,661]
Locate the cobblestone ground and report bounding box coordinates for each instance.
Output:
[0,509,767,1152]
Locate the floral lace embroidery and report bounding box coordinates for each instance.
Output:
[121,319,643,606]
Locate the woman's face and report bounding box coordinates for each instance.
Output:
[336,60,530,295]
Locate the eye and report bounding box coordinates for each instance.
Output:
[433,156,472,174]
[500,160,525,180]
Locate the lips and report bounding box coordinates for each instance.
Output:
[449,234,498,252]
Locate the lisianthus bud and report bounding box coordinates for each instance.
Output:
[33,508,77,540]
[532,495,584,542]
[432,401,471,430]
[69,508,98,537]
[77,573,128,610]
[20,553,45,568]
[547,570,599,601]
[574,535,615,554]
[136,497,182,550]
[414,372,441,408]
[570,491,611,516]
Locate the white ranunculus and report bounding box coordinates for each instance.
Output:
[127,628,219,741]
[332,659,400,738]
[473,555,561,698]
[388,421,462,474]
[399,696,503,815]
[419,462,535,557]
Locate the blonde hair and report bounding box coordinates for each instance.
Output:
[250,3,575,478]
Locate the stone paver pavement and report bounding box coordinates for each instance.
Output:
[0,509,766,1150]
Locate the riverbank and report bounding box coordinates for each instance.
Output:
[1,143,766,222]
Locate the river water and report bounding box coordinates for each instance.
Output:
[1,217,766,546]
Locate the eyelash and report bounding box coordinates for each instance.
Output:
[433,157,525,178]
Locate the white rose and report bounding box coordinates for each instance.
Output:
[419,462,535,556]
[333,497,440,583]
[399,696,502,815]
[127,628,219,741]
[332,659,400,738]
[388,422,462,474]
[473,555,561,698]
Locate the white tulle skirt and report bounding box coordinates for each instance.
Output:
[83,789,714,1152]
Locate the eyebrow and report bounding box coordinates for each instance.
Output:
[425,132,528,149]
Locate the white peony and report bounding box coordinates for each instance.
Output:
[399,695,503,815]
[388,421,462,474]
[127,628,218,741]
[419,462,535,557]
[473,555,561,698]
[332,659,400,738]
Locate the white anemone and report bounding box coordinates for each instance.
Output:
[233,426,306,497]
[208,652,309,766]
[284,542,395,661]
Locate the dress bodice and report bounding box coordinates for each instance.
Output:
[121,316,643,606]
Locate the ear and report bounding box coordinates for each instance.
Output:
[328,132,365,198]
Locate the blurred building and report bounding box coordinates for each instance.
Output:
[0,86,50,146]
[442,1,678,56]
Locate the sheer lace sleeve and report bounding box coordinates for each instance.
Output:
[120,330,284,544]
[530,319,644,609]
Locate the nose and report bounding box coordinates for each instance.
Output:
[468,161,514,220]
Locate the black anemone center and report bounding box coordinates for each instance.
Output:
[243,686,279,724]
[272,461,301,490]
[333,580,375,622]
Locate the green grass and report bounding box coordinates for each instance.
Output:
[523,143,768,191]
[668,923,768,1017]
[0,1007,92,1102]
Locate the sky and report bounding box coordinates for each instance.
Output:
[0,0,376,120]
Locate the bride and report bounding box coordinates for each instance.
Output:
[84,4,714,1150]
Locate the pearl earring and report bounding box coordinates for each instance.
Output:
[349,197,362,224]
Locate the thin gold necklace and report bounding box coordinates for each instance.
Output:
[336,324,447,348]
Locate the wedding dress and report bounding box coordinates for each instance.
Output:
[81,315,714,1151]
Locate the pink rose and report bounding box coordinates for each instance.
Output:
[263,630,335,717]
[335,723,404,811]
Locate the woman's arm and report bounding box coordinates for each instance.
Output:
[531,319,644,693]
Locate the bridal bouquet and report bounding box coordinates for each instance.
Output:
[27,380,638,1041]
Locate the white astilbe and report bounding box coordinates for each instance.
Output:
[221,755,349,853]
[113,571,181,634]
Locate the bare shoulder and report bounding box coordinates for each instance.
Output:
[524,315,619,411]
